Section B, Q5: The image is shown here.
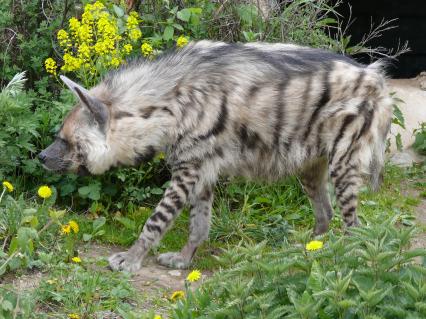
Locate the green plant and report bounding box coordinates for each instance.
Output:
[171,217,426,318]
[390,92,406,151]
[0,286,34,319]
[0,182,82,275]
[413,122,426,155]
[37,262,137,317]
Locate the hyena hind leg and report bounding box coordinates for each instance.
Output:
[329,158,362,229]
[299,157,334,235]
[157,185,213,269]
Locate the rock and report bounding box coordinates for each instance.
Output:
[168,270,181,277]
[389,148,425,167]
[387,78,426,153]
[417,71,426,90]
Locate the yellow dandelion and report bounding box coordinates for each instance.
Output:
[186,270,201,282]
[170,290,185,301]
[154,315,162,319]
[68,314,80,319]
[141,43,153,57]
[176,35,188,48]
[68,220,79,234]
[61,224,71,235]
[38,185,52,199]
[2,181,13,192]
[46,279,57,285]
[71,256,81,263]
[306,240,324,251]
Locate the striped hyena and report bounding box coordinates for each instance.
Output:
[39,41,392,271]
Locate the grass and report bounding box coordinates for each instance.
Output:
[0,163,424,317]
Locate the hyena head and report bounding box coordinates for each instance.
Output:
[38,76,115,175]
[39,75,166,176]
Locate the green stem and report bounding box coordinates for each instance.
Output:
[0,188,6,204]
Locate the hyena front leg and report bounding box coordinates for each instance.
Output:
[108,165,199,272]
[299,157,334,235]
[158,184,213,269]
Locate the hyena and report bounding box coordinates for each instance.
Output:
[39,41,392,272]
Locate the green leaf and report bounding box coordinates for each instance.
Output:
[177,8,191,22]
[93,217,106,231]
[78,183,101,201]
[115,216,136,230]
[2,300,13,312]
[150,187,164,195]
[163,25,174,41]
[113,4,124,17]
[392,104,406,129]
[83,233,92,241]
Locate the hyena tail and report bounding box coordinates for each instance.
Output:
[365,61,393,192]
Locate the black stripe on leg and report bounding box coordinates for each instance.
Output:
[336,181,357,198]
[339,194,357,207]
[159,202,177,216]
[151,211,168,223]
[146,223,162,234]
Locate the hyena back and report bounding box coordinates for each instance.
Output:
[39,41,392,271]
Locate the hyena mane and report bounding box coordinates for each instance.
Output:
[40,40,392,271]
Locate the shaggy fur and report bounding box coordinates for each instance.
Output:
[39,40,392,271]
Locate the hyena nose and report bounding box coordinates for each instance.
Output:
[38,152,47,163]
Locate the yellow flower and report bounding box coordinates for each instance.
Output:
[61,53,83,72]
[72,256,81,263]
[128,28,142,41]
[76,23,93,43]
[78,43,91,60]
[306,240,324,251]
[176,35,188,48]
[186,270,201,282]
[141,43,153,57]
[68,314,80,319]
[2,181,13,192]
[38,185,52,199]
[92,1,105,11]
[61,224,71,235]
[154,316,162,319]
[170,290,185,301]
[126,14,139,29]
[82,10,94,25]
[109,57,121,67]
[69,17,80,34]
[44,58,57,75]
[69,220,79,234]
[46,279,57,285]
[123,44,133,55]
[57,29,71,48]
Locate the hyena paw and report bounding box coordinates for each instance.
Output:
[157,252,191,269]
[108,251,142,272]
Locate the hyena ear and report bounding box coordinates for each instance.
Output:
[60,75,109,128]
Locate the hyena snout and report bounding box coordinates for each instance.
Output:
[38,140,72,173]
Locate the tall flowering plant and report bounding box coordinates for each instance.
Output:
[45,1,190,87]
[45,1,148,86]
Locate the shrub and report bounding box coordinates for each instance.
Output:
[171,218,426,318]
